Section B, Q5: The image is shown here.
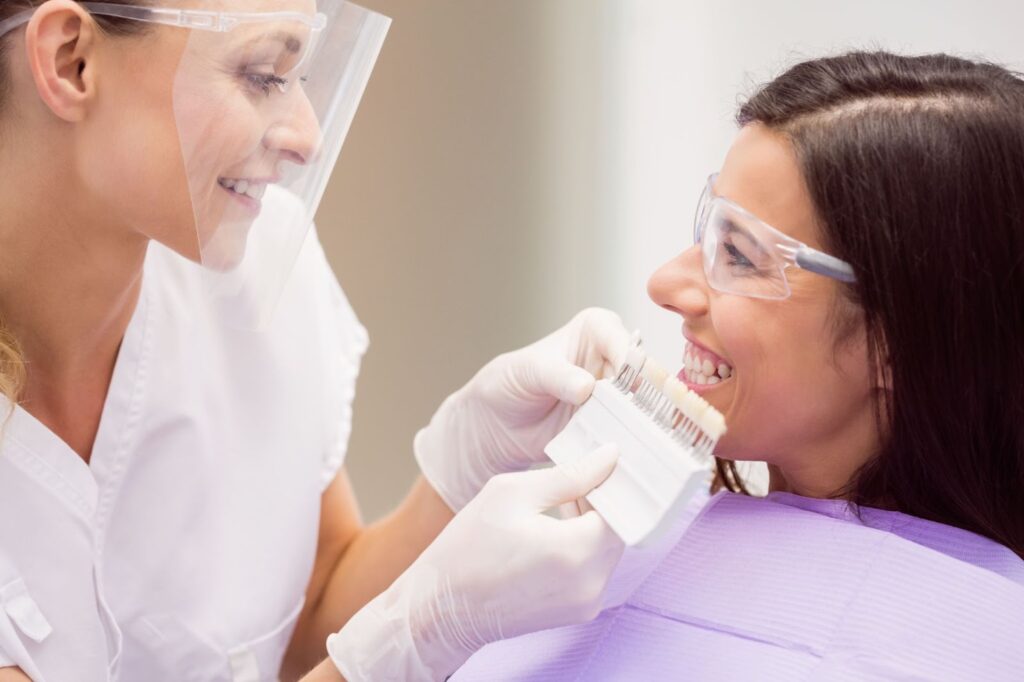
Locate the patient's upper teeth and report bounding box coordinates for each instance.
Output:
[234,180,250,194]
[702,359,714,376]
[719,364,731,379]
[220,178,236,189]
[245,183,262,199]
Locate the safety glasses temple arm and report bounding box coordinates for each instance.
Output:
[79,3,326,32]
[794,247,857,283]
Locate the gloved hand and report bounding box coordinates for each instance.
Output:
[414,307,632,511]
[326,444,625,681]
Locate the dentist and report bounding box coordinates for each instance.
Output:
[0,1,627,680]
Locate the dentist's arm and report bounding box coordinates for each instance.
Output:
[283,472,455,680]
[284,308,630,679]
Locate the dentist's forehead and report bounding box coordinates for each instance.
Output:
[194,0,318,15]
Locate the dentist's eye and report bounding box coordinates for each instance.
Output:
[243,72,289,96]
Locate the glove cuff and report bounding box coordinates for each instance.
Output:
[326,587,435,681]
[328,567,478,682]
[414,391,494,512]
[413,423,475,513]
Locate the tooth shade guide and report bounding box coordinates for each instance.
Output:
[614,346,725,449]
[546,342,728,545]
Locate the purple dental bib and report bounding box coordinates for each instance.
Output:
[454,491,1024,681]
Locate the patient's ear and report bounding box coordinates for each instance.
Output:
[23,0,100,122]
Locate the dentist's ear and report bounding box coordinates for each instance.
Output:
[23,0,100,122]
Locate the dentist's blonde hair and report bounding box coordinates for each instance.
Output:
[0,320,22,408]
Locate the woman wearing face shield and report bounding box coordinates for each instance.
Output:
[0,1,629,680]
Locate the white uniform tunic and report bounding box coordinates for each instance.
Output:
[0,211,367,680]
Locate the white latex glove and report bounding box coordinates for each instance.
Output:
[414,307,632,511]
[327,444,625,681]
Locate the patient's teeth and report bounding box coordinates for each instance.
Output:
[702,359,714,376]
[719,364,731,379]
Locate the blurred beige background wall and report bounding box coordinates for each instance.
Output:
[315,1,627,521]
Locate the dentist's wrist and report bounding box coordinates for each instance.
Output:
[327,558,479,682]
[325,578,438,682]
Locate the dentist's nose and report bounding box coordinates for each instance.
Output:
[263,85,321,165]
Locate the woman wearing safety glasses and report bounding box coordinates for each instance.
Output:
[450,51,1024,680]
[0,1,634,681]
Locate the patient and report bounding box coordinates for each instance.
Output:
[453,51,1024,680]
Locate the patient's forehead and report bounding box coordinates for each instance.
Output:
[716,124,822,250]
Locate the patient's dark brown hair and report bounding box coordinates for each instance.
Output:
[714,51,1024,559]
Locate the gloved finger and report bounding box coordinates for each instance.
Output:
[577,309,633,378]
[524,443,619,510]
[516,353,596,405]
[558,507,625,560]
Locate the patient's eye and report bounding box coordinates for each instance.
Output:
[724,242,756,270]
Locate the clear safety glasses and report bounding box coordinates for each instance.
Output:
[1,3,327,79]
[694,173,856,300]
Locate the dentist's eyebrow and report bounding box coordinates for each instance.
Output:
[244,31,303,54]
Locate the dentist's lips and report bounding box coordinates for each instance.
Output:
[678,334,733,393]
[217,177,276,216]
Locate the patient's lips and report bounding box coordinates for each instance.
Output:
[679,335,732,391]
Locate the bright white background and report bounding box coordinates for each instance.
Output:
[320,0,1024,520]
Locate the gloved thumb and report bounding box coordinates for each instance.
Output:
[528,443,619,509]
[557,365,598,406]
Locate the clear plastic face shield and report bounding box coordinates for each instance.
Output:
[693,173,856,299]
[0,1,389,328]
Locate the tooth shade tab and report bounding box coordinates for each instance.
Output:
[613,339,648,392]
[641,358,669,390]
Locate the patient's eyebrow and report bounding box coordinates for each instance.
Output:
[721,217,769,258]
